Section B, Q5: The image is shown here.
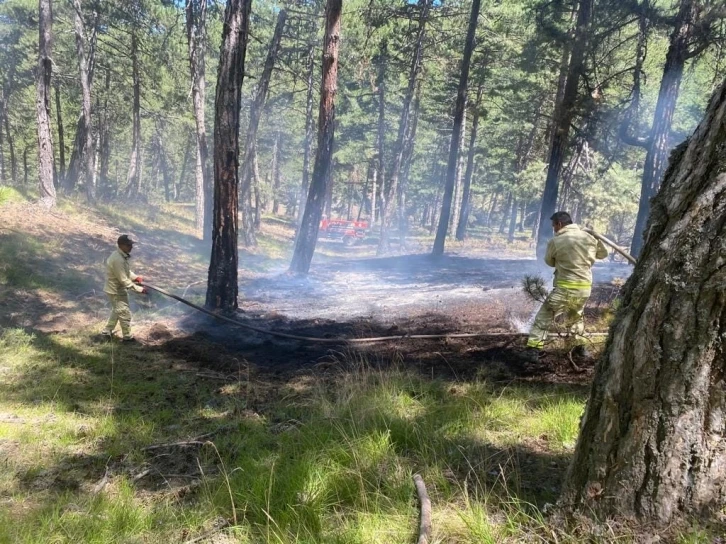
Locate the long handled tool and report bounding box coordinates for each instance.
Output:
[584,228,637,265]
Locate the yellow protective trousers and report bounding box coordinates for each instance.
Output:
[105,293,132,338]
[526,286,589,349]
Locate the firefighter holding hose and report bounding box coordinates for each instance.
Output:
[101,234,147,342]
[524,211,608,362]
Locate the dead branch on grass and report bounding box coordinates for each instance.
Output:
[413,473,432,544]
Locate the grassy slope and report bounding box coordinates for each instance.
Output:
[0,196,716,543]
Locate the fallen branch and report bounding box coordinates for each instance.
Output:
[182,519,230,544]
[413,473,432,544]
[92,466,110,495]
[142,440,206,451]
[567,349,583,373]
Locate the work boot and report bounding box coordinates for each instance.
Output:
[521,347,542,364]
[121,336,138,344]
[572,345,591,359]
[100,331,114,341]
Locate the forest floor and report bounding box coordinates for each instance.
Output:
[0,190,719,543]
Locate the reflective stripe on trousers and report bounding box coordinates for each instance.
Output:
[526,286,590,349]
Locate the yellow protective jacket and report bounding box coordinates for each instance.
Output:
[104,248,143,296]
[544,224,608,290]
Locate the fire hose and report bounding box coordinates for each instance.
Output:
[137,229,634,345]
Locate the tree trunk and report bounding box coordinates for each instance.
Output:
[36,0,56,207]
[399,80,421,248]
[54,82,65,184]
[187,0,211,238]
[450,106,467,233]
[371,167,377,224]
[126,30,142,197]
[23,146,29,185]
[298,43,316,224]
[271,131,282,215]
[177,134,192,201]
[375,44,386,227]
[98,68,111,196]
[252,144,262,228]
[456,83,483,240]
[485,190,499,228]
[432,0,481,256]
[5,115,16,185]
[630,0,699,257]
[72,0,95,202]
[562,78,726,525]
[499,192,512,234]
[289,0,341,275]
[239,9,287,246]
[535,0,592,259]
[205,0,251,311]
[378,0,431,255]
[507,197,518,243]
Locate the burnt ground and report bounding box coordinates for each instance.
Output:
[146,249,630,386]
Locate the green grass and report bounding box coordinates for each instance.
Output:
[2,325,717,543]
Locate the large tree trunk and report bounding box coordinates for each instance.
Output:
[126,30,142,197]
[297,43,316,224]
[187,0,212,238]
[629,0,700,257]
[177,134,192,201]
[205,0,251,311]
[450,107,466,233]
[289,0,341,275]
[73,0,95,202]
[432,0,481,255]
[378,0,431,255]
[561,78,726,524]
[535,0,592,259]
[239,9,287,246]
[36,0,56,207]
[456,83,483,240]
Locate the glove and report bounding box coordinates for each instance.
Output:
[140,287,148,295]
[134,276,144,284]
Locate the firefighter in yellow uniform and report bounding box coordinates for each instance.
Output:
[102,234,146,342]
[525,212,608,360]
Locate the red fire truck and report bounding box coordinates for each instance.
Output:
[319,218,369,246]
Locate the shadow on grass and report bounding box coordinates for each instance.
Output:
[0,310,595,542]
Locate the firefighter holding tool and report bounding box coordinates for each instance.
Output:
[524,211,608,362]
[102,234,147,342]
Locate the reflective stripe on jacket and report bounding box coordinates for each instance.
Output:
[104,248,142,295]
[544,224,608,290]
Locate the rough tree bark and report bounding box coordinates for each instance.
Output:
[378,0,431,255]
[297,43,316,224]
[561,77,726,524]
[535,0,592,259]
[375,44,386,227]
[625,0,705,257]
[126,30,142,197]
[289,0,342,275]
[186,0,212,238]
[239,9,287,246]
[456,83,483,240]
[205,0,251,311]
[73,0,95,202]
[36,0,56,207]
[432,0,481,256]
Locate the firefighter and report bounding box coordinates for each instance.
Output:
[102,234,147,342]
[524,212,608,361]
